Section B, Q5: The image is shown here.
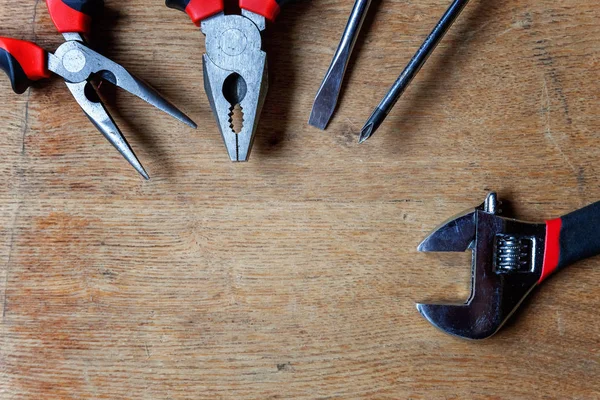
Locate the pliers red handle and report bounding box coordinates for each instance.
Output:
[0,0,103,93]
[0,38,50,94]
[166,0,291,25]
[0,0,196,179]
[46,0,104,34]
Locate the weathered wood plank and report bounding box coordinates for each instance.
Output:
[0,0,598,398]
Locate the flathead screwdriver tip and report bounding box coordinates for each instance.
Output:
[308,60,347,130]
[308,103,330,131]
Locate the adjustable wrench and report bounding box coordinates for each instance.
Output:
[417,192,600,340]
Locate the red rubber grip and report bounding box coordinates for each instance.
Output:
[540,218,562,283]
[240,0,281,21]
[0,38,50,81]
[187,0,224,26]
[46,0,93,34]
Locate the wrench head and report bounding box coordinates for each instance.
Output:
[418,209,477,253]
[417,194,547,339]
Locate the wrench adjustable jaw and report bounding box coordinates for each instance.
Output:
[417,193,547,340]
[202,13,268,162]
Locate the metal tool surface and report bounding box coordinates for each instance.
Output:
[359,0,470,143]
[167,0,293,162]
[417,192,600,340]
[0,0,196,179]
[309,0,373,130]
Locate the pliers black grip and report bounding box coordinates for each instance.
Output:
[166,0,292,24]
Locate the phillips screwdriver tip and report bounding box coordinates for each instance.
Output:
[358,124,373,144]
[358,107,385,143]
[362,0,471,140]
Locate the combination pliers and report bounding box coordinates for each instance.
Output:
[0,0,196,179]
[167,0,292,162]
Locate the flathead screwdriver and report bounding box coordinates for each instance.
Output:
[359,0,470,143]
[309,0,373,130]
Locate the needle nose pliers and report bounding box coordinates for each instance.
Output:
[0,0,197,179]
[167,0,292,162]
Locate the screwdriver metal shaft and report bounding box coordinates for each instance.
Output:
[359,0,470,143]
[309,0,373,130]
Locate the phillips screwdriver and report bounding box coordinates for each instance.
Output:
[309,0,373,130]
[359,0,470,144]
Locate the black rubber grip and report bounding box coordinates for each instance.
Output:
[0,48,32,94]
[62,0,104,16]
[165,0,189,12]
[558,200,600,270]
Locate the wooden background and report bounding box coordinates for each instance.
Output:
[0,0,599,398]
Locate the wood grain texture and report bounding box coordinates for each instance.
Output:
[0,0,599,398]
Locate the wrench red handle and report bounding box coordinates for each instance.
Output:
[0,38,50,94]
[540,200,600,282]
[46,0,104,34]
[166,0,224,26]
[240,0,293,21]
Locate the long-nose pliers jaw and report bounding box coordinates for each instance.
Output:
[49,36,197,179]
[0,0,196,179]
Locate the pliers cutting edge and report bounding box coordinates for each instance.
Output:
[167,0,291,162]
[0,0,197,179]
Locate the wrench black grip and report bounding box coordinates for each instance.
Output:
[46,0,104,34]
[0,38,50,94]
[541,200,600,282]
[557,200,600,270]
